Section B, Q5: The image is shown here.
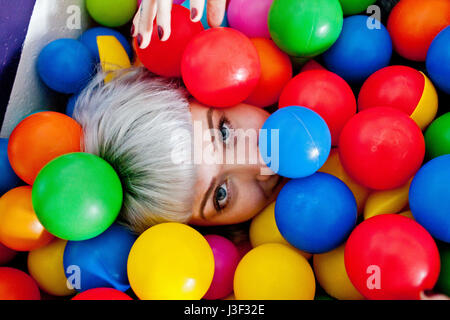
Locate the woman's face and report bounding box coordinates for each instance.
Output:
[188,101,285,226]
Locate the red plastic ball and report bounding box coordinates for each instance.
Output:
[135,5,204,77]
[0,267,41,300]
[339,107,425,190]
[279,70,356,146]
[345,214,440,300]
[387,0,450,61]
[72,288,133,300]
[300,59,326,73]
[181,27,261,108]
[0,243,16,265]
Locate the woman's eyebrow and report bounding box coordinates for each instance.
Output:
[200,177,216,220]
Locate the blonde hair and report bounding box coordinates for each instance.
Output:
[73,67,195,234]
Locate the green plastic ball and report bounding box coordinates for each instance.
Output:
[339,0,377,15]
[437,244,450,296]
[86,0,137,27]
[268,0,343,58]
[32,153,123,241]
[425,113,450,159]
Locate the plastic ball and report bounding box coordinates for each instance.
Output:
[437,244,450,296]
[275,173,357,253]
[244,38,292,108]
[259,106,331,179]
[409,155,450,243]
[28,239,75,296]
[0,243,16,266]
[426,26,450,95]
[339,0,376,15]
[358,66,438,130]
[32,153,123,241]
[72,288,133,300]
[339,107,425,190]
[8,111,82,185]
[181,28,260,107]
[425,113,450,159]
[318,148,369,213]
[227,0,272,38]
[313,244,364,300]
[249,202,311,259]
[323,15,392,83]
[203,235,240,300]
[268,0,343,57]
[387,0,450,61]
[0,267,41,300]
[0,138,21,196]
[345,214,440,300]
[63,224,136,292]
[182,0,229,29]
[300,59,326,73]
[97,35,131,79]
[0,186,54,251]
[86,0,137,27]
[37,39,95,94]
[79,27,133,63]
[127,223,214,300]
[233,243,315,300]
[66,93,80,118]
[279,70,356,145]
[136,5,204,77]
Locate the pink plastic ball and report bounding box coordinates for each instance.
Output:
[203,235,240,300]
[227,0,273,38]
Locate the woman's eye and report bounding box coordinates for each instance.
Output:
[219,119,231,143]
[214,182,228,211]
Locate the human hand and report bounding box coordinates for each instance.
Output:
[132,0,227,49]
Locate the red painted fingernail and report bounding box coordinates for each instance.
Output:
[130,25,135,36]
[157,26,164,40]
[191,7,198,20]
[137,33,143,47]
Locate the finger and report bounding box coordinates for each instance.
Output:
[190,0,205,23]
[156,0,172,41]
[138,0,157,49]
[207,0,226,28]
[131,2,141,37]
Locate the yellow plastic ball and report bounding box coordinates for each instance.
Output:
[234,243,315,300]
[27,239,75,296]
[249,202,311,259]
[127,223,214,300]
[313,243,364,300]
[97,35,131,83]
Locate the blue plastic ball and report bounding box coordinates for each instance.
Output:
[182,0,229,29]
[79,27,133,63]
[259,106,331,178]
[66,93,80,118]
[426,26,450,95]
[0,138,21,196]
[323,15,392,83]
[37,39,95,94]
[409,155,450,243]
[63,224,137,292]
[275,172,357,253]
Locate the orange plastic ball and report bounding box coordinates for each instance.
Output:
[0,186,54,251]
[8,111,82,185]
[387,0,450,61]
[245,38,292,108]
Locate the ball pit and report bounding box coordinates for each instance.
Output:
[426,26,450,95]
[86,0,137,27]
[233,243,315,300]
[37,39,95,94]
[227,0,272,38]
[425,113,450,159]
[358,65,438,130]
[181,27,260,107]
[345,214,440,300]
[0,267,41,300]
[339,107,425,190]
[275,173,357,253]
[136,5,204,77]
[279,70,356,146]
[268,0,343,57]
[409,155,450,243]
[259,106,331,179]
[7,111,82,185]
[387,0,450,61]
[32,153,123,241]
[323,15,392,83]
